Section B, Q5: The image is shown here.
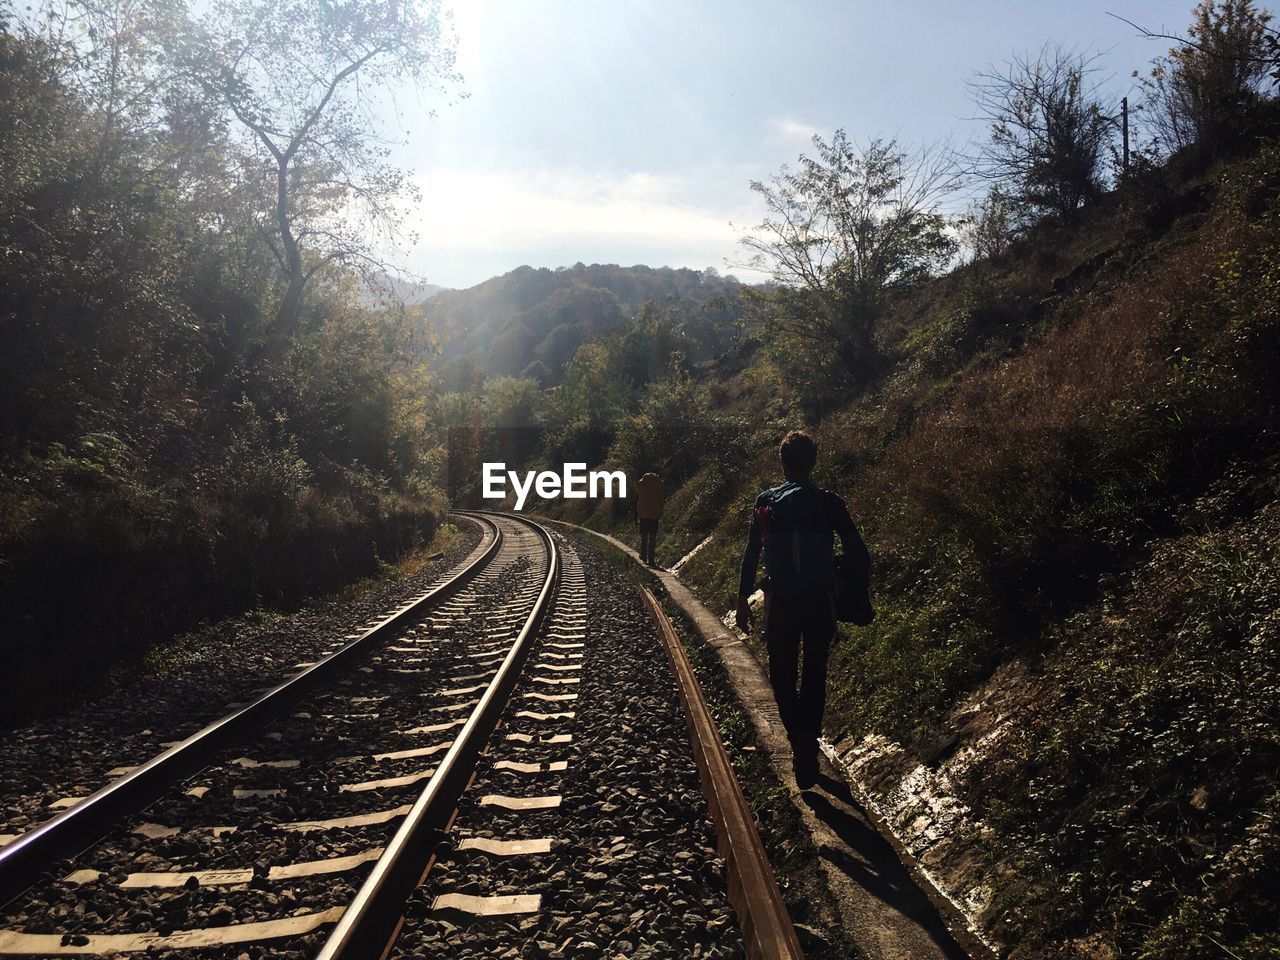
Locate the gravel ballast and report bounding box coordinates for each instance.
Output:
[0,521,749,959]
[395,531,746,959]
[0,517,541,958]
[0,520,484,845]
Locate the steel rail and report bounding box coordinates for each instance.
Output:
[641,587,805,960]
[316,511,559,960]
[0,514,503,910]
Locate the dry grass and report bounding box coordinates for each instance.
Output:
[663,136,1280,958]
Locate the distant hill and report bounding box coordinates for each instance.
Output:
[421,263,742,388]
[379,277,448,305]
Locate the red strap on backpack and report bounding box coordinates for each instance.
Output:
[754,495,773,543]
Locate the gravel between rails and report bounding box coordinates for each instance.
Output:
[0,517,541,959]
[0,519,485,846]
[0,521,748,959]
[394,530,747,960]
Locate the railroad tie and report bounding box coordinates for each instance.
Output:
[456,837,552,856]
[340,767,437,793]
[431,893,542,918]
[232,788,285,799]
[504,733,571,745]
[63,848,384,889]
[230,757,300,770]
[437,683,487,697]
[397,718,467,736]
[492,760,569,774]
[0,909,346,955]
[429,700,478,713]
[522,692,578,703]
[366,742,453,762]
[478,794,562,811]
[281,805,412,833]
[125,823,235,840]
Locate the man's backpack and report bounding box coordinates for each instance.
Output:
[757,482,874,624]
[833,551,874,626]
[755,482,837,595]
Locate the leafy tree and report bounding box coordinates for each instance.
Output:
[700,293,751,349]
[10,0,208,175]
[520,358,551,386]
[482,375,541,469]
[740,130,957,384]
[435,388,486,503]
[0,5,450,715]
[439,354,484,393]
[489,320,535,375]
[543,341,628,465]
[618,302,689,387]
[966,44,1116,222]
[1135,0,1276,154]
[182,0,460,342]
[0,9,215,450]
[483,376,541,428]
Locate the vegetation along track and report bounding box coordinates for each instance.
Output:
[0,515,763,958]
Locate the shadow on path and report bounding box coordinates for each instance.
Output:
[802,770,972,960]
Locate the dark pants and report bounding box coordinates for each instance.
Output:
[764,590,835,757]
[638,517,659,564]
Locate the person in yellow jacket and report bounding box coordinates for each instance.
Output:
[634,471,664,567]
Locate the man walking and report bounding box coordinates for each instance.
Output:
[635,470,664,567]
[736,430,869,788]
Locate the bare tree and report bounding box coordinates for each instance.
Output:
[183,0,459,342]
[961,187,1021,262]
[966,44,1116,223]
[739,131,958,383]
[1125,0,1276,154]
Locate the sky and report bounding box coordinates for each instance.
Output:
[380,0,1202,289]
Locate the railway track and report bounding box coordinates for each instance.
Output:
[0,513,796,958]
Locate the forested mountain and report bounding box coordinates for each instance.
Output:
[424,263,745,388]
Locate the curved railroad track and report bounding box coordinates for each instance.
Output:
[0,512,797,959]
[0,512,559,957]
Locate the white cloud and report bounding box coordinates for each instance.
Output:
[407,167,741,249]
[769,117,825,146]
[387,165,775,286]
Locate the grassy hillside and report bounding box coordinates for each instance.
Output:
[544,129,1280,957]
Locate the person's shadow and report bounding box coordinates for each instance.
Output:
[800,771,975,959]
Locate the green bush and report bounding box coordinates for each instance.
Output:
[0,24,446,725]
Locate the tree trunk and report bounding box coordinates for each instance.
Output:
[278,272,305,336]
[274,157,304,343]
[833,299,882,388]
